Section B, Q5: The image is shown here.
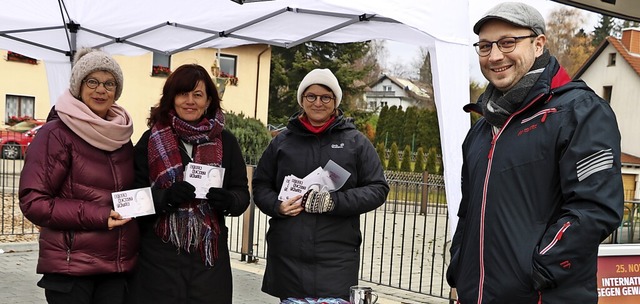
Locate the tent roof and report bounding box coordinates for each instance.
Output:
[0,0,470,237]
[551,0,640,22]
[0,0,468,63]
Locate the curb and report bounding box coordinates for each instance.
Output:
[0,241,38,253]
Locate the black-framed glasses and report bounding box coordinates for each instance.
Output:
[83,78,117,91]
[303,93,334,104]
[473,34,538,57]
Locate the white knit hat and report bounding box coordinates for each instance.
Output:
[296,68,342,108]
[69,48,124,100]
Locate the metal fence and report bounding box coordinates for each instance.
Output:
[1,158,453,301]
[227,169,452,300]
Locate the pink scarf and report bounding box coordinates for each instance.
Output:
[55,90,133,151]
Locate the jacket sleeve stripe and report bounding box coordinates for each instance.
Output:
[576,149,614,182]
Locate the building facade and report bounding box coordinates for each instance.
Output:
[0,45,272,143]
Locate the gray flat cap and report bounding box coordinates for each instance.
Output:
[473,2,545,35]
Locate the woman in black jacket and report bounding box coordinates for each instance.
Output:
[128,64,250,304]
[252,68,389,302]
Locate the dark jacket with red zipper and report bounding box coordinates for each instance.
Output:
[446,57,623,304]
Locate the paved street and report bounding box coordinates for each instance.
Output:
[0,242,449,304]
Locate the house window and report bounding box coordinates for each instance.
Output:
[6,95,35,123]
[608,53,616,66]
[369,101,377,109]
[382,85,392,91]
[603,86,613,103]
[218,54,238,85]
[219,54,237,77]
[151,52,171,77]
[381,101,388,107]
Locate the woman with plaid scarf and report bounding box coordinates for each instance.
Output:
[127,64,250,304]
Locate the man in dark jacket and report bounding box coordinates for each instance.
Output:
[446,2,623,304]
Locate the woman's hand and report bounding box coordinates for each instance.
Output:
[108,210,131,230]
[280,195,303,217]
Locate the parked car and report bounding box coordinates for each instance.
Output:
[0,120,44,159]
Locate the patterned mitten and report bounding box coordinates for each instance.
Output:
[301,189,335,213]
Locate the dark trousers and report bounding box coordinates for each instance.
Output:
[38,273,128,304]
[127,227,232,304]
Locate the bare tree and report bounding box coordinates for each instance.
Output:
[359,39,387,84]
[545,7,592,77]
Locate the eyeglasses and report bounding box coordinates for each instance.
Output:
[473,34,538,57]
[83,78,117,91]
[303,93,335,104]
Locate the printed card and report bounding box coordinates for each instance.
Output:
[112,187,155,218]
[184,162,226,199]
[322,160,350,191]
[278,175,309,201]
[277,160,352,202]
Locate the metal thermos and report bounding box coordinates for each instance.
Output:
[349,286,378,304]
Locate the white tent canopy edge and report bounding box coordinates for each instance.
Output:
[0,0,470,237]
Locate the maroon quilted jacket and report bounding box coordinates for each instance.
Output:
[19,116,139,276]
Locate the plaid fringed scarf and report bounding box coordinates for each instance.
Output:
[148,109,225,266]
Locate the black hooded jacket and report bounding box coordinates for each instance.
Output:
[252,111,389,299]
[447,57,623,304]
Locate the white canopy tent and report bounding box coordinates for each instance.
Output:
[0,0,470,236]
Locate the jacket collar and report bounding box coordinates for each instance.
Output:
[464,56,576,116]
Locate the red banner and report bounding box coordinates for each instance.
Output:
[597,255,640,303]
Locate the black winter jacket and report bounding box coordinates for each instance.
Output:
[447,58,623,304]
[252,112,389,299]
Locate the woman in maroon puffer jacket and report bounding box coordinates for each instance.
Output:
[19,48,139,304]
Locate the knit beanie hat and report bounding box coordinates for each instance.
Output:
[297,68,342,108]
[69,48,124,101]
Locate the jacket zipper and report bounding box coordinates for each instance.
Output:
[520,108,558,124]
[478,93,547,304]
[539,221,572,255]
[108,151,123,272]
[65,231,75,263]
[117,227,123,272]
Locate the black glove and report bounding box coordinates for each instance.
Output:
[531,258,557,291]
[206,187,234,215]
[301,188,335,213]
[158,181,196,213]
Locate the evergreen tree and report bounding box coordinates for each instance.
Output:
[426,147,438,174]
[401,145,412,172]
[268,42,375,125]
[418,49,433,86]
[592,15,615,47]
[376,142,387,170]
[414,147,425,173]
[401,107,418,149]
[415,108,441,157]
[388,142,400,171]
[386,106,403,146]
[224,112,272,165]
[375,105,389,145]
